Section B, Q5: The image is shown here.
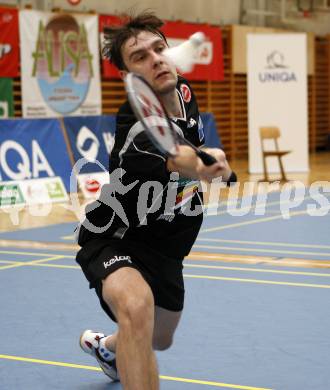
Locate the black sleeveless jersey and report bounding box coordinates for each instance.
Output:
[78,76,206,259]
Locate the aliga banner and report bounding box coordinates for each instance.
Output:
[0,78,14,118]
[19,10,101,118]
[99,15,224,81]
[0,7,19,77]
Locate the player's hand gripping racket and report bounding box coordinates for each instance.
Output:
[124,73,216,166]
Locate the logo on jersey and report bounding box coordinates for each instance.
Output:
[187,118,197,128]
[180,84,191,103]
[156,214,175,223]
[198,116,205,142]
[175,181,199,209]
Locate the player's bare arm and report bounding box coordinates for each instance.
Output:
[166,145,232,183]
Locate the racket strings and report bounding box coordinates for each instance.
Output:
[139,93,168,137]
[125,73,180,157]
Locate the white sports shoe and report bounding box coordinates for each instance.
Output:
[79,330,119,381]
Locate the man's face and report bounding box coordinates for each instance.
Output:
[120,30,178,95]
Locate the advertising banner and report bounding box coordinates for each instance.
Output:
[20,176,68,205]
[0,181,25,207]
[247,34,309,174]
[0,114,221,196]
[0,78,14,118]
[162,21,224,81]
[0,118,73,190]
[99,14,122,79]
[0,177,68,208]
[19,10,101,118]
[99,15,224,81]
[200,112,222,149]
[63,113,220,175]
[63,115,116,173]
[0,7,19,77]
[78,171,109,199]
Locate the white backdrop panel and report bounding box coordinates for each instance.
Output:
[247,34,309,174]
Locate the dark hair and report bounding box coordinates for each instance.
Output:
[102,12,168,70]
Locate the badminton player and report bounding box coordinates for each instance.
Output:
[76,11,235,390]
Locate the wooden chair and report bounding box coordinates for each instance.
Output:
[259,127,291,182]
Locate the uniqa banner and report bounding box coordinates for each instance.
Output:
[0,7,19,77]
[19,10,101,118]
[247,34,309,174]
[99,15,224,81]
[63,113,220,174]
[0,78,14,118]
[0,118,72,191]
[63,115,116,173]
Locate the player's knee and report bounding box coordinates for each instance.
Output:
[117,290,154,331]
[153,335,173,351]
[102,270,154,328]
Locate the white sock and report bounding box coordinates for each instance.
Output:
[98,337,115,362]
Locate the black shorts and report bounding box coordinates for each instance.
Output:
[76,238,185,322]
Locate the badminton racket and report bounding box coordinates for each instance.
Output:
[124,72,216,166]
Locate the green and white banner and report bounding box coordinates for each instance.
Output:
[20,176,68,205]
[0,177,68,208]
[19,10,101,118]
[0,77,14,118]
[0,182,25,207]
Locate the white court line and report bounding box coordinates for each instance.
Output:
[183,263,330,277]
[206,192,330,214]
[61,235,75,240]
[196,238,330,250]
[201,208,329,233]
[0,255,65,271]
[1,259,330,288]
[193,244,330,257]
[0,250,75,258]
[2,259,330,277]
[183,273,330,289]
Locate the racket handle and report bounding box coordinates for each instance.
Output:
[227,170,237,184]
[196,150,217,166]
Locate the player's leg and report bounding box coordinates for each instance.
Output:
[103,331,117,351]
[152,306,182,350]
[100,306,182,352]
[102,267,159,390]
[97,306,182,353]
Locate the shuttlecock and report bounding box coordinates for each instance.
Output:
[163,32,206,73]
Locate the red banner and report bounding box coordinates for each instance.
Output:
[162,21,224,81]
[99,15,224,81]
[99,15,122,79]
[0,7,19,77]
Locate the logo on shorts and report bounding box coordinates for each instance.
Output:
[103,255,132,269]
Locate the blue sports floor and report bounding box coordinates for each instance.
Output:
[0,191,330,389]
